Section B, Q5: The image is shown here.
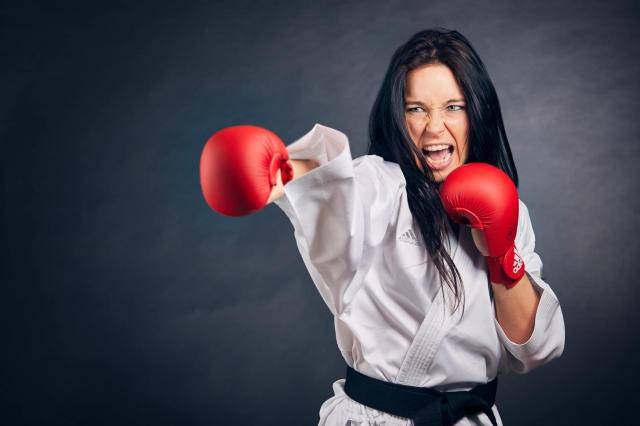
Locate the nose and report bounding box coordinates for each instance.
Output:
[424,109,446,134]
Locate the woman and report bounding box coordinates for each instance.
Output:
[201,28,566,426]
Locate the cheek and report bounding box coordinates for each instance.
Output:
[451,122,469,160]
[405,120,419,136]
[458,144,470,165]
[405,121,423,148]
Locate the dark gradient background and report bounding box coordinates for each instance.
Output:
[2,0,639,425]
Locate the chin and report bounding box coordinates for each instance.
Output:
[432,162,462,183]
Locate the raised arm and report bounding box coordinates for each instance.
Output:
[270,124,405,315]
[493,201,565,374]
[200,123,403,315]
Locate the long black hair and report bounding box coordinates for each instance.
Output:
[368,28,519,314]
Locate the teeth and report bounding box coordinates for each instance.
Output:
[427,149,452,164]
[423,144,451,152]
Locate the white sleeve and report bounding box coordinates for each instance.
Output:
[273,124,404,316]
[494,200,566,374]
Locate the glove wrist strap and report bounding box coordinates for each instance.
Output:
[485,244,525,289]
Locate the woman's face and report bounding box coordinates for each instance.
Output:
[404,63,470,183]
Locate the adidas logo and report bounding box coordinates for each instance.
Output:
[399,229,423,246]
[512,247,524,274]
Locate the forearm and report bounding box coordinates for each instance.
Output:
[492,272,541,344]
[267,159,320,204]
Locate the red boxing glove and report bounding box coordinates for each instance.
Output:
[439,163,525,288]
[199,125,293,217]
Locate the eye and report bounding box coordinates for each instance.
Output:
[406,106,424,113]
[447,105,465,111]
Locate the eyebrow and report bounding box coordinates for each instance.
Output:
[404,98,465,106]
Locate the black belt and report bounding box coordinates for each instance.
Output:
[344,366,498,426]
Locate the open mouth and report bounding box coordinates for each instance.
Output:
[422,145,454,169]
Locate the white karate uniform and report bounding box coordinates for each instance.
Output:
[273,124,565,426]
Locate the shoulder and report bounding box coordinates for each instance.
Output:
[353,154,406,187]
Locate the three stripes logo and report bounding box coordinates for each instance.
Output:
[512,247,524,274]
[398,229,423,247]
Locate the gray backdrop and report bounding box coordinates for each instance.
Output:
[2,0,639,425]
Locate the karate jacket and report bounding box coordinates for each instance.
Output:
[273,124,566,426]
